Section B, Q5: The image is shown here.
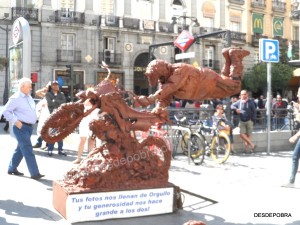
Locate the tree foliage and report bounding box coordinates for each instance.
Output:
[0,57,7,71]
[242,62,293,95]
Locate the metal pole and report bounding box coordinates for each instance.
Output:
[0,25,9,104]
[267,62,272,155]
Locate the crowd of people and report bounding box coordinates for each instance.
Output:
[2,75,300,186]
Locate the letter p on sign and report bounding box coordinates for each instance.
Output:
[259,39,279,63]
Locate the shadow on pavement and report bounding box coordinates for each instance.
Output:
[0,217,18,225]
[0,199,62,222]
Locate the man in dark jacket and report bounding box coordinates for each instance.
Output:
[45,81,66,156]
[231,90,257,153]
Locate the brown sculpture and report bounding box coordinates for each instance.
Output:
[135,47,250,109]
[41,47,249,193]
[183,220,206,225]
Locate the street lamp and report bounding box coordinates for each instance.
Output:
[0,13,10,104]
[171,13,200,31]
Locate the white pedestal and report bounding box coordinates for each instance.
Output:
[53,181,176,223]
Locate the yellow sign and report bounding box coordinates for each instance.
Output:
[252,14,263,33]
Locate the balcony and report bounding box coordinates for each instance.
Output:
[12,7,38,22]
[54,10,85,24]
[230,31,246,42]
[252,33,268,47]
[251,0,266,9]
[272,1,286,13]
[98,51,122,67]
[159,21,174,33]
[202,60,220,71]
[57,50,81,63]
[228,0,245,5]
[200,27,222,35]
[105,15,119,27]
[123,17,140,30]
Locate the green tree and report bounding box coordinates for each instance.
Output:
[243,62,293,95]
[0,57,7,71]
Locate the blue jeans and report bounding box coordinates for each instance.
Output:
[9,124,40,177]
[272,117,285,130]
[47,141,63,152]
[290,138,300,183]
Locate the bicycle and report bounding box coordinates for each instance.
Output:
[172,113,204,165]
[181,119,231,164]
[136,122,172,153]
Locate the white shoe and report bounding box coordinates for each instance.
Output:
[281,182,295,188]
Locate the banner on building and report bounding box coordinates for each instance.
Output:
[252,13,263,34]
[273,17,283,37]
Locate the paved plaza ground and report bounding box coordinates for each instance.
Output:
[0,122,299,225]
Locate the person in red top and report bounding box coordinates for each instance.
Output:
[272,94,287,130]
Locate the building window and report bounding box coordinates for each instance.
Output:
[172,0,183,18]
[139,0,152,19]
[101,0,115,15]
[59,0,75,17]
[230,21,240,32]
[293,26,299,41]
[204,46,214,68]
[16,0,35,7]
[61,33,75,61]
[204,17,214,33]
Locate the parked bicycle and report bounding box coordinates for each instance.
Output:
[172,112,204,165]
[136,122,172,153]
[181,119,231,164]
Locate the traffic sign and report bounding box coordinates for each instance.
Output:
[259,39,279,63]
[175,52,195,60]
[174,30,194,52]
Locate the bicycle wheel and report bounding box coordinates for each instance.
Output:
[181,132,206,166]
[172,130,181,159]
[140,136,171,170]
[210,131,231,163]
[41,102,85,143]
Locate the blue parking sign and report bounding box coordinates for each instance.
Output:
[259,39,279,63]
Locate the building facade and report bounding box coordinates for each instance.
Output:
[0,0,297,104]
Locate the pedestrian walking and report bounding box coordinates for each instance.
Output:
[282,132,300,187]
[73,98,99,164]
[231,90,257,153]
[45,80,66,156]
[32,82,51,149]
[2,77,44,179]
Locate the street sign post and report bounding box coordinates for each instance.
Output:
[259,39,279,63]
[174,30,194,52]
[175,52,195,60]
[259,38,279,155]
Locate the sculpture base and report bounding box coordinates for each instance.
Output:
[53,181,177,223]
